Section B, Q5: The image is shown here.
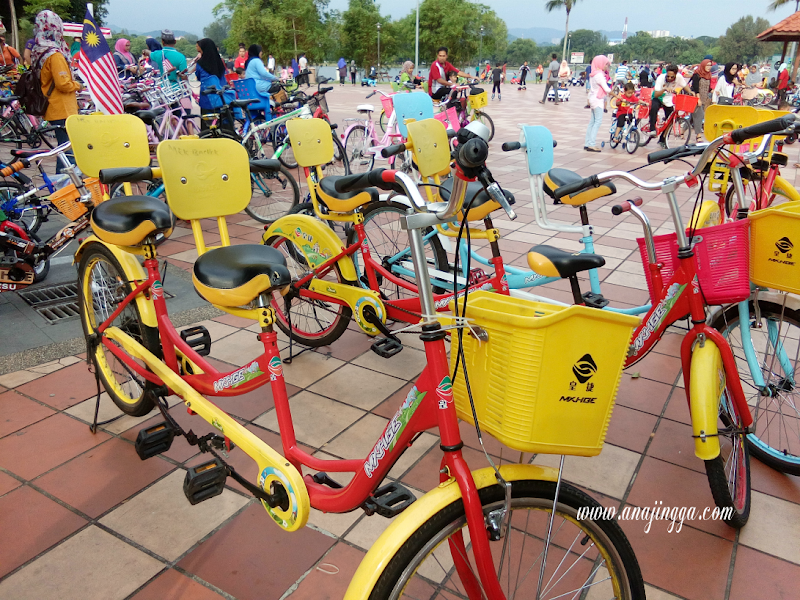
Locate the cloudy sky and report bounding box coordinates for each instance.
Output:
[106,0,796,39]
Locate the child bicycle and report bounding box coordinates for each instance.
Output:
[77,130,645,599]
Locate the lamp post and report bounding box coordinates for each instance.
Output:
[566,33,572,64]
[377,23,381,74]
[415,0,419,73]
[479,26,484,72]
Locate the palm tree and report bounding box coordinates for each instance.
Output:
[768,0,800,11]
[545,0,582,62]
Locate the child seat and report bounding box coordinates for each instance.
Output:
[233,78,272,120]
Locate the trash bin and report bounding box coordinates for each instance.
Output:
[308,67,316,85]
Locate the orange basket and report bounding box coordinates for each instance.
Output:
[673,94,699,113]
[49,177,104,221]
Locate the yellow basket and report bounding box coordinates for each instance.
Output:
[449,291,638,456]
[749,202,800,294]
[468,91,488,110]
[49,177,104,221]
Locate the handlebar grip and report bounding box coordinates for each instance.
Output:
[502,141,521,152]
[319,86,333,93]
[99,167,154,185]
[249,159,282,174]
[0,160,28,177]
[730,115,796,144]
[611,197,644,216]
[366,91,376,98]
[554,174,599,200]
[381,144,407,158]
[647,147,683,164]
[333,168,396,193]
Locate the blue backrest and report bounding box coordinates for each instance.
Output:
[521,125,554,176]
[392,92,434,138]
[233,78,271,120]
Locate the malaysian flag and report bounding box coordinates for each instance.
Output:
[77,10,123,114]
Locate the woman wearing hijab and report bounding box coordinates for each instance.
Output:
[291,57,299,80]
[689,58,713,143]
[244,44,279,97]
[195,38,230,130]
[399,61,421,88]
[144,37,162,69]
[337,57,347,86]
[713,62,738,104]
[776,62,790,107]
[584,55,611,152]
[114,38,137,77]
[32,10,81,173]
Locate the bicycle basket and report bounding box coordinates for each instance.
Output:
[636,219,751,305]
[449,291,638,457]
[380,94,394,118]
[307,93,328,115]
[271,88,288,104]
[673,94,699,113]
[749,202,800,294]
[468,91,488,110]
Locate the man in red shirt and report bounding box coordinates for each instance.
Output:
[428,46,473,100]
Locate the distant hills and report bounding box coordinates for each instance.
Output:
[107,25,199,38]
[508,27,624,45]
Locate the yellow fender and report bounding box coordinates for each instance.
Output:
[689,339,725,461]
[344,464,559,600]
[263,214,358,282]
[73,236,158,328]
[772,175,800,202]
[690,200,722,229]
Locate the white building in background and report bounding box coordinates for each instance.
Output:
[645,30,670,38]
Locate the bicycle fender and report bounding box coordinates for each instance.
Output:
[263,214,358,281]
[689,339,724,461]
[690,200,722,229]
[73,236,157,328]
[343,464,559,600]
[772,175,800,202]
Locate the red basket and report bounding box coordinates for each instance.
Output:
[673,94,699,113]
[636,219,751,305]
[381,94,394,118]
[638,88,653,107]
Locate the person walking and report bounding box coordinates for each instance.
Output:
[491,62,503,100]
[267,53,275,73]
[32,10,80,173]
[519,61,530,88]
[689,58,713,143]
[536,64,543,83]
[584,55,611,152]
[298,53,308,86]
[713,62,738,104]
[337,57,347,85]
[539,53,561,105]
[350,59,357,85]
[776,62,789,108]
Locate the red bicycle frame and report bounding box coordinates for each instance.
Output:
[95,249,508,597]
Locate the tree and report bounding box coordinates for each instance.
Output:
[23,0,108,23]
[767,0,800,11]
[505,38,536,65]
[717,15,774,63]
[544,0,581,63]
[204,14,231,46]
[342,0,388,68]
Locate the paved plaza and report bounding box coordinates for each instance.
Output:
[1,82,799,599]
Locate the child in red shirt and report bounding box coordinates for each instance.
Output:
[613,82,639,140]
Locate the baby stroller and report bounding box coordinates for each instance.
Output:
[547,84,570,102]
[361,76,377,87]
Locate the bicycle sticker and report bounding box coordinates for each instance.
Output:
[436,376,453,410]
[391,386,427,451]
[268,356,283,381]
[258,466,299,528]
[213,360,264,392]
[151,280,163,300]
[630,282,685,356]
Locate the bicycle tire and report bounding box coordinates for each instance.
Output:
[326,133,351,176]
[637,119,652,146]
[344,124,375,174]
[0,181,41,234]
[711,300,800,475]
[78,243,161,416]
[368,479,645,600]
[109,180,166,202]
[272,123,297,170]
[609,131,621,149]
[379,110,387,133]
[28,232,50,283]
[347,200,449,302]
[473,110,495,141]
[246,164,300,224]
[626,130,640,154]
[665,117,690,149]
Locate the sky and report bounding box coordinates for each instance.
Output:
[105,0,797,39]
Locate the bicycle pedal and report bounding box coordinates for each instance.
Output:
[362,482,417,518]
[582,292,610,309]
[134,421,175,460]
[371,337,403,358]
[180,326,212,356]
[312,472,343,489]
[183,458,228,505]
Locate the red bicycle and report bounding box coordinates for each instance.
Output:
[638,93,698,148]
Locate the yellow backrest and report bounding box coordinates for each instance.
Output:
[405,118,450,179]
[285,118,333,168]
[66,114,150,178]
[703,105,759,142]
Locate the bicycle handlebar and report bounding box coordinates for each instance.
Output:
[554,175,600,200]
[99,167,154,185]
[501,139,557,152]
[611,197,644,216]
[729,114,796,144]
[647,144,707,164]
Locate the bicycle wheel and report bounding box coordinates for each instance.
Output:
[609,130,620,149]
[637,119,652,146]
[379,110,387,133]
[27,232,50,283]
[247,164,300,224]
[711,300,800,475]
[78,244,161,416]
[472,111,495,141]
[0,181,42,234]
[344,125,375,174]
[325,133,351,176]
[625,130,640,154]
[109,180,166,202]
[265,219,352,347]
[665,117,690,148]
[369,479,645,600]
[272,123,297,170]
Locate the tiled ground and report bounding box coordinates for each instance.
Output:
[2,82,800,600]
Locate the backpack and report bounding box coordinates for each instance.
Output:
[15,54,54,117]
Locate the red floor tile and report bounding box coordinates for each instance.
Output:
[287,542,366,600]
[213,314,253,329]
[604,405,658,453]
[647,417,705,474]
[157,239,196,257]
[314,328,375,363]
[0,485,87,578]
[661,388,692,425]
[178,502,335,600]
[729,545,800,600]
[615,375,674,416]
[0,390,56,438]
[0,413,110,479]
[627,350,682,385]
[34,438,175,518]
[749,458,800,505]
[0,469,22,496]
[131,568,224,600]
[15,362,102,410]
[371,383,415,420]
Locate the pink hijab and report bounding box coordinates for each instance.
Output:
[114,38,134,64]
[590,55,610,73]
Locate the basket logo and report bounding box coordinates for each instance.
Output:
[775,237,794,258]
[572,354,597,384]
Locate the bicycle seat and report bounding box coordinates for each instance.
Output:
[134,107,166,125]
[0,96,19,106]
[90,197,175,246]
[318,176,379,212]
[439,178,515,221]
[527,245,605,279]
[230,98,256,108]
[356,104,375,113]
[192,245,290,307]
[543,168,617,206]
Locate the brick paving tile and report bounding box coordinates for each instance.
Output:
[647,417,705,474]
[15,362,101,410]
[130,569,225,600]
[0,470,22,497]
[285,542,366,600]
[729,546,800,600]
[0,390,56,438]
